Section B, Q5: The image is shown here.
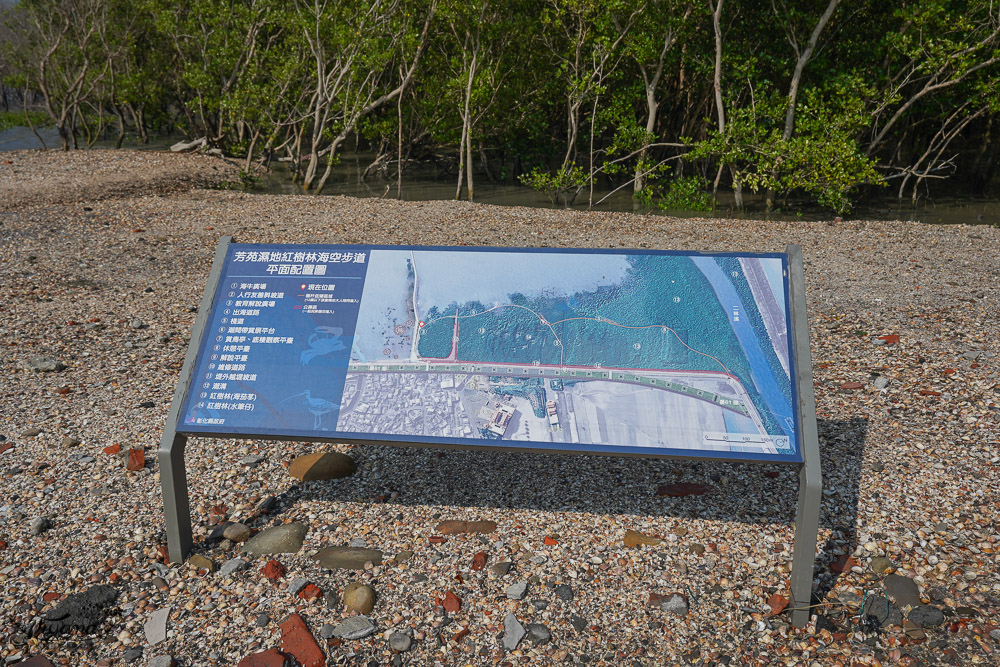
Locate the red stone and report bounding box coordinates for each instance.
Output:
[942,368,956,375]
[919,389,942,396]
[544,535,558,546]
[878,334,900,345]
[54,386,71,395]
[126,448,145,471]
[297,583,322,601]
[442,591,462,613]
[453,627,470,643]
[656,483,711,497]
[764,470,780,478]
[42,591,59,601]
[471,551,486,571]
[766,593,788,615]
[829,554,859,573]
[17,658,55,667]
[279,613,325,667]
[647,592,665,607]
[0,539,7,551]
[237,648,288,667]
[262,559,286,581]
[429,535,447,544]
[102,444,121,455]
[0,442,12,455]
[156,544,169,562]
[840,381,864,390]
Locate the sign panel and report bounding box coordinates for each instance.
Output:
[178,244,801,463]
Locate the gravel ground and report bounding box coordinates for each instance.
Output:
[0,150,241,211]
[1,153,999,667]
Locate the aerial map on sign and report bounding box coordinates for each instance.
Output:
[179,244,800,463]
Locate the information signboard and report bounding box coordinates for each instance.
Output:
[178,243,802,463]
[159,239,821,627]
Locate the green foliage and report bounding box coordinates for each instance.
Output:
[518,163,591,205]
[0,110,51,131]
[640,175,715,213]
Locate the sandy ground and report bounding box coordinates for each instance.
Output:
[1,150,998,666]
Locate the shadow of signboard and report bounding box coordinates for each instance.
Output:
[279,416,867,589]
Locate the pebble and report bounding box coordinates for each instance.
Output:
[223,523,252,542]
[883,574,922,609]
[30,517,53,536]
[146,657,175,667]
[343,582,376,614]
[660,593,689,615]
[506,581,528,600]
[526,623,552,645]
[554,584,574,601]
[502,613,526,651]
[143,607,170,646]
[388,631,412,652]
[218,558,249,578]
[312,546,383,569]
[241,523,308,555]
[332,616,376,640]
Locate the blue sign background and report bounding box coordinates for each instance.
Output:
[179,243,803,464]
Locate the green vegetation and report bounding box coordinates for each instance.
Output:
[2,0,999,210]
[0,110,50,132]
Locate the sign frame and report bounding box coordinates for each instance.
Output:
[158,237,821,628]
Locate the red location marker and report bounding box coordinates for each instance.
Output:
[418,321,425,328]
[300,284,307,290]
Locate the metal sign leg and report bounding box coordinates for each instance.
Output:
[786,244,822,628]
[159,433,192,564]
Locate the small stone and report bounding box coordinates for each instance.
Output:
[688,543,705,555]
[332,616,376,640]
[144,607,171,646]
[61,437,81,448]
[349,537,368,548]
[388,631,412,652]
[288,577,309,595]
[874,376,890,390]
[471,551,487,571]
[624,529,663,548]
[870,556,892,574]
[492,561,512,577]
[242,523,308,556]
[122,648,143,663]
[883,574,922,609]
[146,657,176,667]
[24,357,66,372]
[661,593,688,615]
[262,560,286,581]
[255,613,270,628]
[343,582,377,614]
[840,381,864,390]
[442,591,462,613]
[223,523,252,542]
[526,623,551,645]
[30,517,53,536]
[240,454,265,467]
[570,615,587,632]
[506,581,528,600]
[218,558,248,578]
[860,595,902,627]
[130,319,144,329]
[554,584,574,601]
[395,550,413,563]
[530,599,549,611]
[502,613,526,651]
[908,605,944,627]
[188,554,214,573]
[903,619,926,640]
[288,452,356,481]
[126,448,145,471]
[279,613,325,667]
[319,623,335,639]
[298,583,322,601]
[22,427,43,437]
[236,648,287,667]
[312,546,383,570]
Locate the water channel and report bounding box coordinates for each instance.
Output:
[3,125,999,227]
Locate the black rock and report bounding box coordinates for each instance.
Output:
[570,614,587,632]
[908,605,944,627]
[255,613,270,628]
[815,614,838,633]
[860,595,902,627]
[41,585,119,634]
[526,623,551,645]
[138,401,156,408]
[530,599,549,611]
[123,647,143,663]
[554,584,574,601]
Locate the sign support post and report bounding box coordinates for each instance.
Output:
[158,236,233,564]
[786,244,822,628]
